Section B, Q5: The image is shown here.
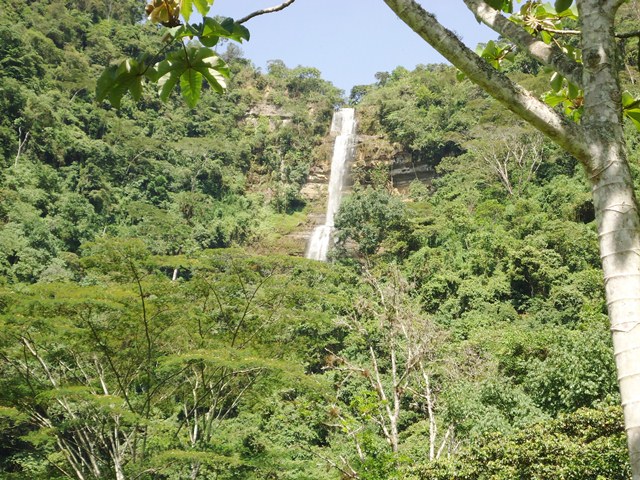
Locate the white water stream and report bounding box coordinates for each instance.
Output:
[306,108,357,261]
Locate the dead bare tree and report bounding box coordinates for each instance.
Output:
[471,129,545,196]
[15,127,29,166]
[326,267,453,469]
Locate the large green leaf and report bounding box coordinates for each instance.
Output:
[554,0,573,12]
[181,0,193,22]
[220,17,250,42]
[193,0,212,16]
[157,60,182,103]
[477,40,515,70]
[200,16,232,47]
[543,92,566,108]
[180,0,213,22]
[566,81,580,100]
[165,23,199,42]
[557,9,578,19]
[180,68,203,107]
[156,46,229,107]
[622,91,640,110]
[623,91,635,107]
[486,0,513,12]
[626,110,640,130]
[178,17,250,48]
[194,54,229,93]
[621,92,640,131]
[96,58,150,108]
[550,72,563,92]
[540,30,553,44]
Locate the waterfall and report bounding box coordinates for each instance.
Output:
[306,108,357,261]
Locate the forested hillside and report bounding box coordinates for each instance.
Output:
[1,1,639,479]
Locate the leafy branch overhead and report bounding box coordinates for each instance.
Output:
[485,0,574,15]
[472,0,640,131]
[96,0,249,108]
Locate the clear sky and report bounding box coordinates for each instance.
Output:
[209,0,496,94]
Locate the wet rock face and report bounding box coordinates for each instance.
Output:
[299,177,326,202]
[302,130,439,204]
[389,153,437,190]
[349,135,436,191]
[300,138,334,202]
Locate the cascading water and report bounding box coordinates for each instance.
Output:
[306,108,357,261]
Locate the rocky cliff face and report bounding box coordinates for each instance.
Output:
[389,152,437,190]
[295,135,337,255]
[300,137,334,203]
[350,134,436,192]
[301,121,438,205]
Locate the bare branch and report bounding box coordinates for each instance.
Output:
[15,127,29,166]
[21,337,58,387]
[382,0,591,164]
[436,425,454,460]
[299,441,360,478]
[539,26,581,35]
[462,0,583,86]
[617,30,640,39]
[237,0,297,24]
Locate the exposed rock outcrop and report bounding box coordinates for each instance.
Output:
[350,134,436,191]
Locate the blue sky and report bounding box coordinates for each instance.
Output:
[209,0,496,93]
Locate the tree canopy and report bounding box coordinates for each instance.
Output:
[1,0,640,478]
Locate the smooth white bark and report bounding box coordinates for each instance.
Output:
[382,0,590,163]
[578,2,640,476]
[462,0,583,86]
[382,0,640,476]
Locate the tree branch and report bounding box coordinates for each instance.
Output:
[617,30,640,39]
[300,444,359,479]
[606,0,629,11]
[15,127,29,166]
[515,27,640,39]
[539,26,581,35]
[237,0,297,24]
[462,0,583,86]
[382,0,591,164]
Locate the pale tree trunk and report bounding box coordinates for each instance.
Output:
[578,2,640,475]
[15,127,29,166]
[382,0,640,476]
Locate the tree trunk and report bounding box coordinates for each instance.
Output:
[591,131,640,480]
[382,0,640,476]
[578,2,640,477]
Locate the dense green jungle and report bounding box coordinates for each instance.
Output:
[2,0,640,478]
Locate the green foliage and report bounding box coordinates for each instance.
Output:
[335,187,410,256]
[337,57,626,477]
[356,64,473,166]
[476,40,516,69]
[486,0,513,13]
[0,0,341,284]
[96,56,154,108]
[479,0,640,132]
[555,0,574,12]
[158,46,229,105]
[1,1,637,477]
[411,406,629,480]
[96,0,249,107]
[0,245,354,479]
[623,90,640,130]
